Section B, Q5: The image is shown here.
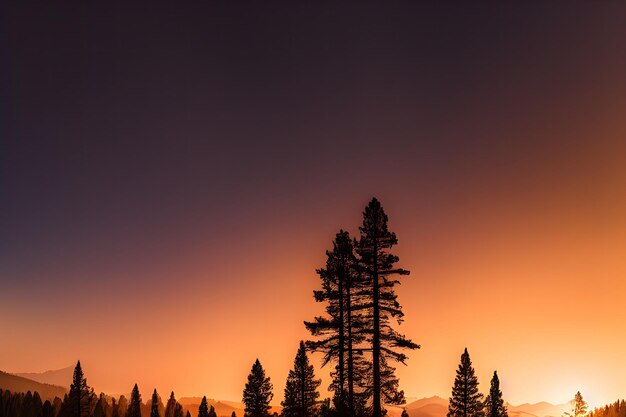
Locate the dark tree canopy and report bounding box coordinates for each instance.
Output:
[484,372,508,417]
[198,397,209,417]
[448,349,484,417]
[61,361,96,417]
[151,390,161,417]
[242,359,274,417]
[281,341,321,417]
[125,385,141,417]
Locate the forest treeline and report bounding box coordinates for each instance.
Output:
[0,199,610,417]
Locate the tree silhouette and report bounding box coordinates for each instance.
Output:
[564,392,589,417]
[93,394,107,417]
[402,409,410,417]
[198,397,209,417]
[242,359,273,417]
[165,393,177,417]
[208,406,217,417]
[305,230,369,416]
[62,361,96,417]
[231,412,237,417]
[355,198,419,416]
[281,341,321,417]
[151,390,161,417]
[448,348,484,417]
[126,385,142,417]
[484,372,507,417]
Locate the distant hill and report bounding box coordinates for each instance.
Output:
[0,370,67,400]
[178,397,281,417]
[16,366,74,389]
[385,396,570,417]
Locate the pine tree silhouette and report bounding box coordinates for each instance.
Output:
[231,412,237,417]
[305,230,369,416]
[484,372,508,417]
[64,361,96,417]
[165,393,177,417]
[402,409,410,417]
[93,394,107,417]
[125,385,142,417]
[242,359,273,417]
[281,341,321,417]
[355,198,419,416]
[198,397,209,417]
[208,406,217,417]
[151,390,161,417]
[448,348,484,417]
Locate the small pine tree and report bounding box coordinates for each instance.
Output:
[231,412,237,417]
[173,404,184,417]
[93,394,107,417]
[484,372,507,417]
[448,348,484,417]
[151,390,161,417]
[126,385,142,417]
[208,406,217,417]
[186,412,191,417]
[281,341,321,417]
[198,397,209,417]
[242,359,273,417]
[164,393,177,417]
[564,392,588,417]
[401,409,410,417]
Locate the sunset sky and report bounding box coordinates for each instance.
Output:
[2,2,626,410]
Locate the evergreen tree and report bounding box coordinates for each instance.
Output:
[112,398,120,417]
[126,385,142,417]
[355,198,419,416]
[448,348,484,417]
[401,409,409,417]
[186,412,191,417]
[173,404,184,417]
[151,390,160,417]
[484,372,507,417]
[305,230,369,416]
[208,406,216,417]
[118,397,129,417]
[198,397,209,417]
[164,393,177,417]
[242,359,273,417]
[564,392,589,417]
[42,400,55,417]
[64,361,96,417]
[231,412,237,417]
[93,394,107,417]
[281,341,321,417]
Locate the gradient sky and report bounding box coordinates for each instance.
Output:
[1,1,626,409]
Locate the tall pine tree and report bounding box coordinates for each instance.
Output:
[242,359,273,417]
[125,385,142,417]
[484,372,507,417]
[355,198,419,416]
[448,349,484,417]
[305,230,369,416]
[164,393,177,417]
[63,361,96,417]
[281,341,321,417]
[151,390,161,417]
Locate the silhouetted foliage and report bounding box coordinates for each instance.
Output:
[355,198,419,416]
[589,400,626,417]
[150,390,160,417]
[401,409,409,417]
[207,406,216,417]
[59,362,96,417]
[281,341,321,417]
[93,395,108,417]
[231,412,237,417]
[198,397,209,417]
[448,349,484,417]
[164,393,177,417]
[484,372,507,417]
[242,359,273,417]
[125,385,141,417]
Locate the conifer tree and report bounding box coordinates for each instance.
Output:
[125,385,142,417]
[484,372,507,417]
[208,406,216,417]
[564,392,588,417]
[112,398,120,417]
[186,412,191,417]
[448,349,484,417]
[242,359,273,417]
[198,397,209,417]
[305,230,368,416]
[151,390,161,417]
[401,409,409,417]
[64,361,96,417]
[355,198,419,416]
[231,412,237,417]
[281,341,321,417]
[174,404,184,417]
[93,394,107,417]
[164,393,177,417]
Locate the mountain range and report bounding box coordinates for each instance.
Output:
[2,366,572,417]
